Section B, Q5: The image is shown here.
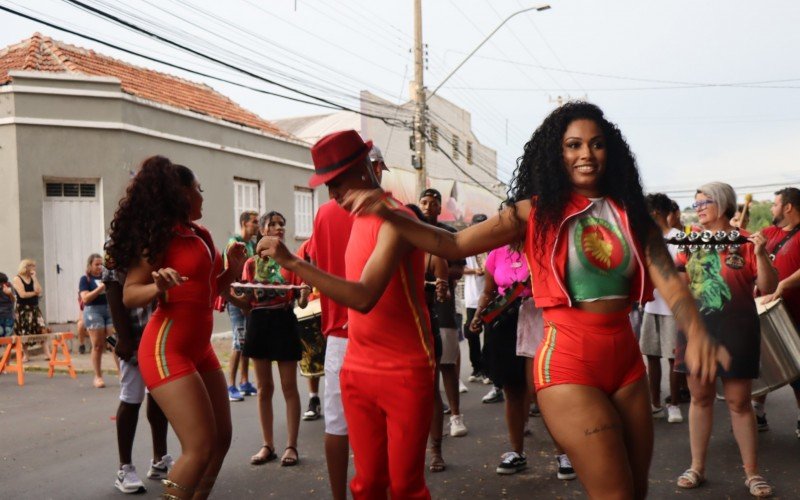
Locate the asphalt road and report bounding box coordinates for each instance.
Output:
[1,351,798,499]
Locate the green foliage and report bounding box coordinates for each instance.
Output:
[747,201,773,231]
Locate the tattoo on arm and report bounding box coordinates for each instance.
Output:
[647,233,678,282]
[671,295,697,332]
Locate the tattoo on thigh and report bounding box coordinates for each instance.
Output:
[584,422,619,437]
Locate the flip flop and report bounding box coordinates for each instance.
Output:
[250,445,277,465]
[677,468,705,489]
[281,446,299,467]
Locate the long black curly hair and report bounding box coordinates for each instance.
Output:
[507,101,655,261]
[106,155,195,271]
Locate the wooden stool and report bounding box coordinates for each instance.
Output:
[48,332,77,379]
[0,336,25,386]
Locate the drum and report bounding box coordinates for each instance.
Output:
[751,299,800,397]
[716,299,800,398]
[295,299,325,378]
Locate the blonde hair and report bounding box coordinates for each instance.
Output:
[697,182,737,219]
[17,259,36,275]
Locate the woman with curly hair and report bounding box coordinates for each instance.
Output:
[343,101,728,499]
[106,155,247,500]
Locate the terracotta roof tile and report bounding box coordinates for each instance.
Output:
[0,33,289,137]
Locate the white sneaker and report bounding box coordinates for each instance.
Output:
[459,380,469,393]
[147,454,174,480]
[652,405,665,419]
[556,454,577,480]
[450,414,468,437]
[115,464,146,494]
[667,404,684,423]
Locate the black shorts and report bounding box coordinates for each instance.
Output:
[482,301,526,387]
[243,307,302,361]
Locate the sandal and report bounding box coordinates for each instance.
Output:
[280,446,299,467]
[745,475,774,498]
[429,450,446,473]
[250,445,277,465]
[677,468,705,489]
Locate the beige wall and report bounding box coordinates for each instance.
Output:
[2,72,316,330]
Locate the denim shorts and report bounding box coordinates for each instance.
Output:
[83,304,113,330]
[0,317,13,337]
[228,303,247,351]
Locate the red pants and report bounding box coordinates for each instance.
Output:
[535,306,645,395]
[340,367,433,500]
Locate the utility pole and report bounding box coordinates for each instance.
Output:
[412,0,427,196]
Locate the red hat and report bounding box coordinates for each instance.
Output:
[308,130,373,188]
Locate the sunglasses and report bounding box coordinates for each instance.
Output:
[691,199,715,210]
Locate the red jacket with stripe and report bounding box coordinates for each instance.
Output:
[523,193,655,309]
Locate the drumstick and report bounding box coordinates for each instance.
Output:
[739,193,752,230]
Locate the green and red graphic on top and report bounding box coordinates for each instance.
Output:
[574,216,631,274]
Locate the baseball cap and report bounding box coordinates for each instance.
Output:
[420,188,442,201]
[471,214,488,224]
[368,146,389,171]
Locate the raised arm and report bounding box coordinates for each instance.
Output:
[342,189,528,260]
[750,232,778,295]
[217,242,247,298]
[80,278,106,305]
[645,230,729,383]
[257,221,412,314]
[123,258,186,309]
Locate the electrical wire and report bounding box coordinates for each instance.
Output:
[58,0,409,126]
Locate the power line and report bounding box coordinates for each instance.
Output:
[0,3,358,113]
[58,0,409,126]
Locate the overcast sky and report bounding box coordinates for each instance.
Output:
[2,0,799,207]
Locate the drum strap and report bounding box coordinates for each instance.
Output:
[768,226,800,260]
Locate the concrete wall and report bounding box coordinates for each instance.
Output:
[0,92,21,277]
[3,71,317,330]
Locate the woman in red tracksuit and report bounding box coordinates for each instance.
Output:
[344,102,728,499]
[106,156,247,500]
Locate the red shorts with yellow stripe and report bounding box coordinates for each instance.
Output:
[534,306,645,395]
[138,306,221,390]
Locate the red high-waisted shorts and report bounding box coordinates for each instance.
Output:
[534,306,645,394]
[138,305,221,390]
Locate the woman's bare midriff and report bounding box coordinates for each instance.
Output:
[574,297,631,314]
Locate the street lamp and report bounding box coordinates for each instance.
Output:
[428,4,551,99]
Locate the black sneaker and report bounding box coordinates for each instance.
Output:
[496,452,527,475]
[756,413,769,432]
[302,396,321,421]
[468,371,484,383]
[556,454,576,480]
[443,403,451,415]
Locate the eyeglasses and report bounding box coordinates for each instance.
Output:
[691,199,715,210]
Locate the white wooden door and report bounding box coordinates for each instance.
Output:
[42,181,105,323]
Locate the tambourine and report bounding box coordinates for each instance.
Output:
[231,282,310,299]
[665,230,750,254]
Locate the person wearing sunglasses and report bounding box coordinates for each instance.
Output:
[674,182,777,497]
